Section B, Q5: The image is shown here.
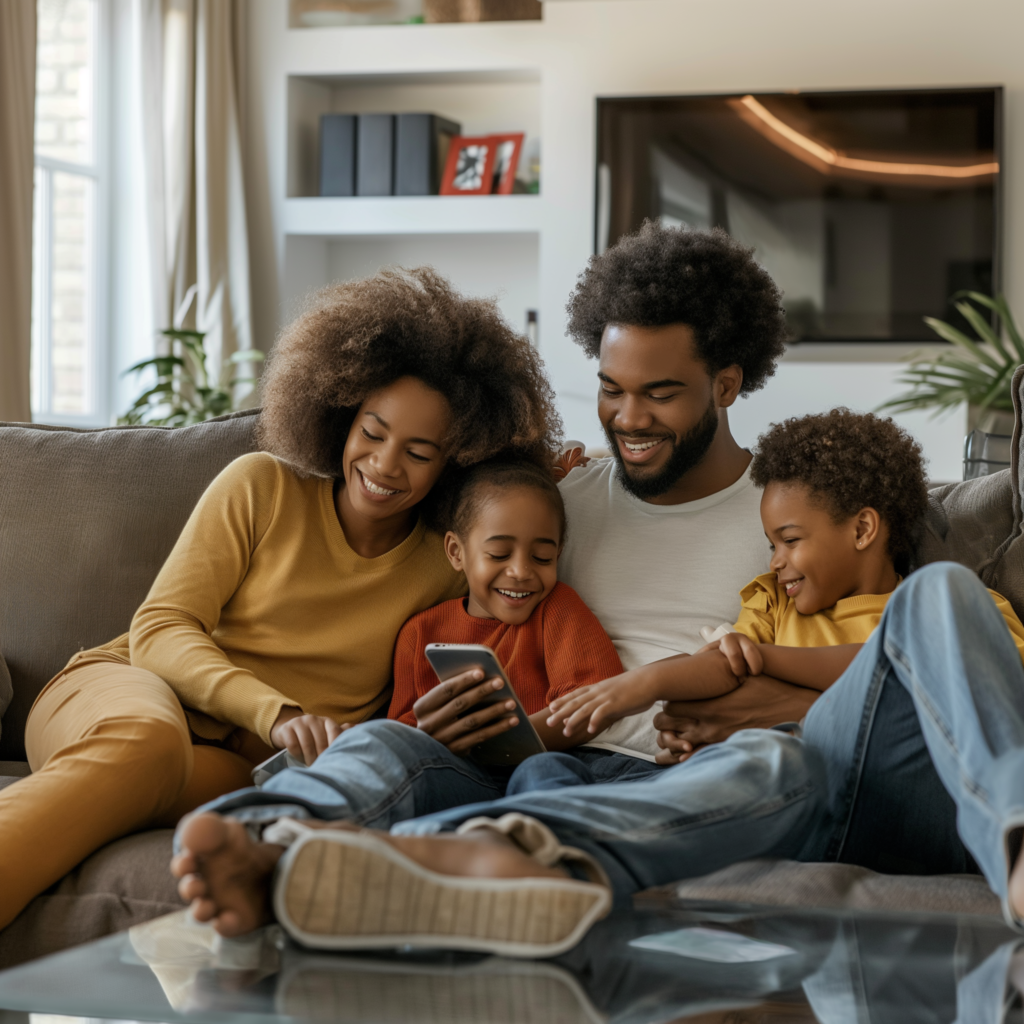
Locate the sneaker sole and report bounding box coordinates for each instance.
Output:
[273,829,611,958]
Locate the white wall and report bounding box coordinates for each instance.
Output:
[244,0,1024,483]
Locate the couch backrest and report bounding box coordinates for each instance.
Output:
[5,376,1024,759]
[913,366,1024,619]
[0,412,258,759]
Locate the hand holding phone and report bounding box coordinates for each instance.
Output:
[420,644,546,765]
[413,669,518,755]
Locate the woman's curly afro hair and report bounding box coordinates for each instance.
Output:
[750,408,928,576]
[566,222,788,395]
[257,267,562,530]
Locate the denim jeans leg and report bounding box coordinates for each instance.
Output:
[393,728,825,905]
[505,749,664,795]
[802,561,1024,923]
[190,719,509,833]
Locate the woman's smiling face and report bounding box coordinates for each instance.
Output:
[341,376,451,524]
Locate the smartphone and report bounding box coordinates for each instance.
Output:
[251,749,307,787]
[424,643,546,766]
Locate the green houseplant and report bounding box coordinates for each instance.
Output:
[119,328,264,426]
[880,292,1024,432]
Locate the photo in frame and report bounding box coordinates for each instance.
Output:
[488,132,524,194]
[439,135,497,195]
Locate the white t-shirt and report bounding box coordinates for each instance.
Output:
[557,457,770,760]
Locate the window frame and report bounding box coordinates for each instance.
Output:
[31,0,111,426]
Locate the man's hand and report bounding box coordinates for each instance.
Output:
[270,707,348,765]
[414,669,519,755]
[652,675,818,765]
[547,670,658,736]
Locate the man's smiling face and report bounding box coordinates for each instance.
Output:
[598,323,727,502]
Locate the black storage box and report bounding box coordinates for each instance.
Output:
[319,114,357,197]
[395,113,462,195]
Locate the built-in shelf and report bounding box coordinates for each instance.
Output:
[287,69,541,198]
[284,195,543,235]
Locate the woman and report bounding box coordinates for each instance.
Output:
[0,267,560,930]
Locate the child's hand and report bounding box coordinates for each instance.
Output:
[711,633,764,680]
[547,672,657,736]
[414,669,520,755]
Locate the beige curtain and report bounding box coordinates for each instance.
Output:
[0,0,36,422]
[138,0,254,385]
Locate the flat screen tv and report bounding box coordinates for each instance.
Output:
[596,88,1001,342]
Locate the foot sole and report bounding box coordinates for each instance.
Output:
[273,829,611,958]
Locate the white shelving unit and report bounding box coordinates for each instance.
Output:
[244,0,1008,479]
[277,42,547,353]
[283,195,545,236]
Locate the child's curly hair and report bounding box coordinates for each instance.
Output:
[750,409,928,576]
[257,267,562,530]
[565,222,787,395]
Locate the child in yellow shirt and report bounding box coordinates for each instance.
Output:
[548,408,1024,740]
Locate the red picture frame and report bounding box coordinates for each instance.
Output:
[487,132,524,195]
[439,136,497,195]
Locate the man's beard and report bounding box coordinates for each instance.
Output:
[606,399,719,501]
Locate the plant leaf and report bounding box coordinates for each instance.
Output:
[922,317,1004,371]
[122,355,186,377]
[954,300,1016,366]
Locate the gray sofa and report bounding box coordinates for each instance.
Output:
[3,369,1024,969]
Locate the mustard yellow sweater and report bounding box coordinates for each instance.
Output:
[97,453,466,745]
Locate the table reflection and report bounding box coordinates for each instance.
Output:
[121,906,1024,1024]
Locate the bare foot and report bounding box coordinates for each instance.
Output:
[171,812,285,937]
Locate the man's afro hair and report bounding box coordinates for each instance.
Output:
[750,408,928,576]
[256,267,562,530]
[566,222,788,395]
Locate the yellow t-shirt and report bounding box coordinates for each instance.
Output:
[84,453,466,745]
[733,572,1024,662]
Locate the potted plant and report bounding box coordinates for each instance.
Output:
[880,292,1023,435]
[119,328,264,427]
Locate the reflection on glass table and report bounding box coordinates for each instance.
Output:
[1,900,1023,1024]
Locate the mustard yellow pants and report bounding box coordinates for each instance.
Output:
[0,655,272,930]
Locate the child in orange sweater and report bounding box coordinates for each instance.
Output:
[389,459,623,754]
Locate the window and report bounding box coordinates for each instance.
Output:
[31,0,106,422]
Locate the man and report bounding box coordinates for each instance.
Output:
[527,221,807,770]
[172,227,1024,958]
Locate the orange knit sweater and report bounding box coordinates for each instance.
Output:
[390,582,623,725]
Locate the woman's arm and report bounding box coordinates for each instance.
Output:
[130,456,300,745]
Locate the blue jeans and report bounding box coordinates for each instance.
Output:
[199,727,658,826]
[506,748,665,793]
[200,562,1024,924]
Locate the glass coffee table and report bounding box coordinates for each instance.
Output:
[0,896,1022,1023]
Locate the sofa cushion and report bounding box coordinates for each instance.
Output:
[0,411,258,760]
[914,364,1024,621]
[0,829,181,970]
[0,650,10,744]
[639,858,1001,918]
[0,760,30,793]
